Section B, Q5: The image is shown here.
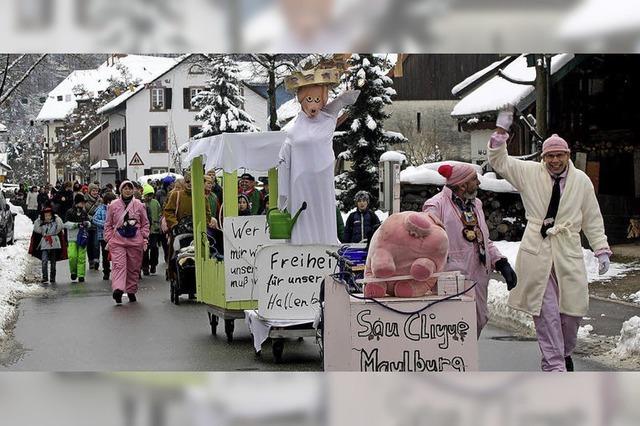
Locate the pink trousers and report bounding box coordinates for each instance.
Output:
[110,243,144,294]
[533,270,581,372]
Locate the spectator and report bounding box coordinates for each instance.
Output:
[239,173,262,215]
[142,184,162,276]
[238,193,251,216]
[26,186,39,221]
[343,191,380,243]
[64,194,91,283]
[92,192,117,280]
[29,207,67,284]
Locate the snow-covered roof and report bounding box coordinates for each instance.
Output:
[451,56,514,97]
[559,0,640,41]
[37,55,177,122]
[90,160,110,170]
[0,160,12,171]
[400,161,518,193]
[0,122,7,132]
[96,55,188,115]
[451,54,575,118]
[81,120,108,143]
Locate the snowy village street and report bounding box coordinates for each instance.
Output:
[0,209,639,371]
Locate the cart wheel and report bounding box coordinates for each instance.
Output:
[173,285,180,305]
[224,319,234,343]
[208,313,218,336]
[273,340,285,363]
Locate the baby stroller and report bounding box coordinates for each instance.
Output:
[170,217,196,305]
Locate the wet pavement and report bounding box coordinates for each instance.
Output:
[0,258,626,371]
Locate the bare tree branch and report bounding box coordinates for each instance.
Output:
[0,54,27,77]
[0,53,48,105]
[0,55,9,99]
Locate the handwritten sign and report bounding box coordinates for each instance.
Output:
[324,278,478,371]
[223,216,283,301]
[255,244,337,320]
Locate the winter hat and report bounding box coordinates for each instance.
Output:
[438,163,478,187]
[354,190,370,202]
[142,184,155,197]
[240,173,255,181]
[74,193,86,205]
[542,134,571,157]
[88,183,99,193]
[238,193,251,208]
[119,180,134,193]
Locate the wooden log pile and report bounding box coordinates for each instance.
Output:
[401,184,526,241]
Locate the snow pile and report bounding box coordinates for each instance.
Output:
[627,290,640,304]
[7,200,24,215]
[379,151,406,163]
[400,161,517,193]
[14,213,33,240]
[0,214,44,341]
[577,324,594,339]
[611,316,640,359]
[487,278,535,335]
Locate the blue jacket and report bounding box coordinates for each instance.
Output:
[343,209,380,243]
[92,204,107,241]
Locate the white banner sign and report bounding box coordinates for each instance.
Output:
[223,216,283,302]
[255,244,337,320]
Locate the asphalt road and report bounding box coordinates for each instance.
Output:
[0,259,624,371]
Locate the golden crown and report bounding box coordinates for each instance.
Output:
[284,54,350,92]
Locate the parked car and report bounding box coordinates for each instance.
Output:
[0,191,15,246]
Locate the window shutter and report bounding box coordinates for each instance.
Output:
[183,88,191,109]
[165,88,172,109]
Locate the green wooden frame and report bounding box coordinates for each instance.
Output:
[190,156,278,311]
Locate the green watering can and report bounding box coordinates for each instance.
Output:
[267,201,308,239]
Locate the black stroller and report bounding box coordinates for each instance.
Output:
[169,217,196,305]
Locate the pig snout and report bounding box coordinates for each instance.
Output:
[404,212,433,238]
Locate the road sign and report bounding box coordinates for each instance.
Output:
[129,152,145,166]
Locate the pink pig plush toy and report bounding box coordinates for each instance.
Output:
[364,211,449,298]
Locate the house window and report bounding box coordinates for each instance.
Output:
[65,94,72,102]
[188,64,205,74]
[21,98,29,105]
[151,88,165,110]
[57,95,63,101]
[39,96,46,103]
[151,168,167,175]
[190,87,203,109]
[189,125,202,138]
[150,126,168,152]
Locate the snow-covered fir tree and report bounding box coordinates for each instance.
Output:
[193,55,258,137]
[335,54,407,211]
[6,131,44,184]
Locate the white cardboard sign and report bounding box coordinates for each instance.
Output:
[255,244,337,320]
[223,216,283,301]
[324,278,478,371]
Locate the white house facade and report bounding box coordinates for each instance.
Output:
[97,55,271,181]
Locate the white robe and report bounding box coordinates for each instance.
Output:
[278,90,360,245]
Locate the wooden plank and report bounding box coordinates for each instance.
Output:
[586,161,600,194]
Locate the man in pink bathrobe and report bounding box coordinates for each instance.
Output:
[104,181,150,304]
[423,163,517,337]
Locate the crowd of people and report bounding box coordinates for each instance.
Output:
[20,170,279,305]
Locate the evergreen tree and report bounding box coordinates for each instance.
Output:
[335,54,407,211]
[193,55,258,137]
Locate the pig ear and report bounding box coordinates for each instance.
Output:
[426,212,445,230]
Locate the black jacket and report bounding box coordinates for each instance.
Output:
[343,209,380,243]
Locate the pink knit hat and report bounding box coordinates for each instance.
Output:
[438,163,477,186]
[542,134,570,156]
[119,180,134,193]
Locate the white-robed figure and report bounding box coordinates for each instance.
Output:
[278,61,359,245]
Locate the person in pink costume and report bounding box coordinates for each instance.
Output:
[488,108,611,371]
[423,163,517,338]
[104,181,150,304]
